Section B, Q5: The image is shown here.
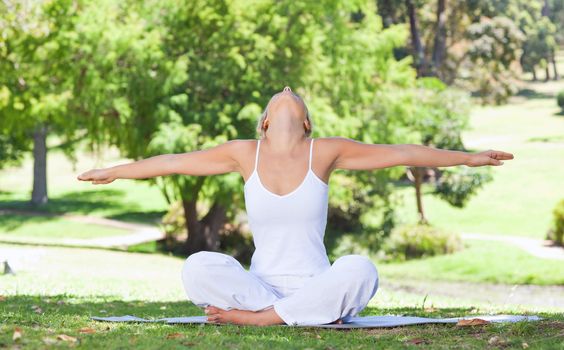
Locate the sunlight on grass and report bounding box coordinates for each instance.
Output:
[379,240,564,285]
[0,215,131,240]
[394,78,564,238]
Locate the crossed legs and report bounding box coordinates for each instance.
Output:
[181,251,379,326]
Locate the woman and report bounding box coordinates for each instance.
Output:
[78,86,514,327]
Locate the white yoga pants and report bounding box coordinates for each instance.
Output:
[181,251,379,326]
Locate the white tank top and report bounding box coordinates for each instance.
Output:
[243,138,332,280]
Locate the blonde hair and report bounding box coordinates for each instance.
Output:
[255,92,313,139]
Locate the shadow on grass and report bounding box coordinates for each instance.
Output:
[1,295,562,349]
[0,214,55,232]
[515,88,555,100]
[107,210,167,225]
[0,189,129,215]
[527,135,564,143]
[0,189,166,229]
[3,294,554,322]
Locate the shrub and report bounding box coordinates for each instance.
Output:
[382,223,463,261]
[434,167,493,208]
[557,91,564,111]
[547,199,564,246]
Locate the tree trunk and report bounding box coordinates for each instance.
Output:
[379,0,397,28]
[413,167,427,224]
[184,199,227,255]
[541,0,550,17]
[405,0,426,76]
[545,64,551,81]
[31,124,48,206]
[532,67,537,81]
[432,0,447,78]
[551,51,559,80]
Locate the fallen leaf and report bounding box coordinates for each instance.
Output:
[57,334,78,343]
[424,307,437,312]
[166,333,184,339]
[456,318,490,327]
[407,338,429,345]
[522,342,529,349]
[78,327,96,334]
[13,327,23,341]
[316,334,321,339]
[0,295,6,301]
[182,341,197,346]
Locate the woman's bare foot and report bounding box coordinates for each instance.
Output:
[204,306,345,326]
[204,305,285,326]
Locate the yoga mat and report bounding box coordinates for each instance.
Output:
[91,314,542,329]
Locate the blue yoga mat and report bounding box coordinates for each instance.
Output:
[90,314,542,329]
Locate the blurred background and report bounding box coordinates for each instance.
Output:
[1,0,563,313]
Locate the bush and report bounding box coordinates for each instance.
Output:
[382,223,463,261]
[557,91,564,111]
[434,167,493,208]
[547,199,564,246]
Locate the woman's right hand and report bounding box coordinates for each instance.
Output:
[77,168,117,185]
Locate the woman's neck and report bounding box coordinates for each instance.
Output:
[263,130,307,154]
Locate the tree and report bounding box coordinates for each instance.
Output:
[0,0,82,205]
[465,16,525,104]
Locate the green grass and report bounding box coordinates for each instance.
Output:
[0,214,130,241]
[393,75,564,239]
[379,240,564,285]
[2,295,562,350]
[1,243,562,350]
[0,143,168,242]
[0,142,168,222]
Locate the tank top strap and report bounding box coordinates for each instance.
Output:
[254,139,261,172]
[308,138,314,171]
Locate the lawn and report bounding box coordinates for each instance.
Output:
[393,76,564,239]
[0,143,168,222]
[0,214,131,242]
[1,243,562,350]
[378,240,564,286]
[0,143,169,243]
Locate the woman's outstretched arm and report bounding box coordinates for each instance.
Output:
[329,137,514,170]
[77,140,243,184]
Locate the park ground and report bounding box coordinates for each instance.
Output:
[1,58,564,348]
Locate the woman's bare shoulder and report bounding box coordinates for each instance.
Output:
[314,136,352,153]
[224,139,257,159]
[228,139,257,149]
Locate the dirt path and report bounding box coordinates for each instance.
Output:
[383,278,564,310]
[461,232,564,260]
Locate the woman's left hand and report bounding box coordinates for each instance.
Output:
[465,149,514,167]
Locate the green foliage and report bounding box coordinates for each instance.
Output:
[557,90,564,110]
[520,16,558,77]
[547,0,564,44]
[434,167,494,208]
[382,223,463,261]
[465,16,526,104]
[410,78,472,149]
[547,198,564,246]
[0,0,83,167]
[0,0,477,250]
